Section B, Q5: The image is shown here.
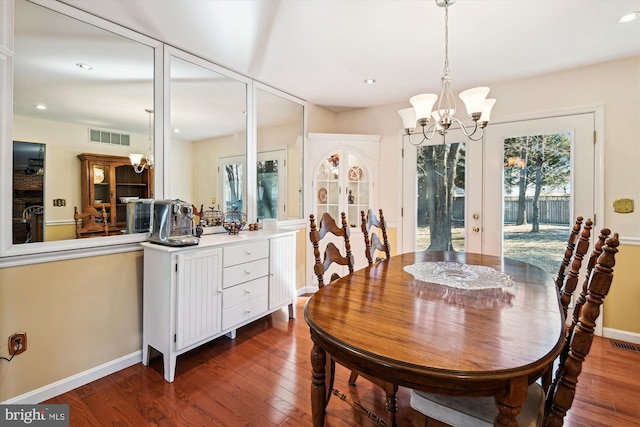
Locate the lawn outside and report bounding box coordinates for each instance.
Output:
[417,223,570,276]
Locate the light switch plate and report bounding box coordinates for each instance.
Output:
[613,198,634,213]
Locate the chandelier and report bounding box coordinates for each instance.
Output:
[398,0,496,145]
[129,108,155,174]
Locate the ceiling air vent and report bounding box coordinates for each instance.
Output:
[89,128,130,146]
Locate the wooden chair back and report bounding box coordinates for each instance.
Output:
[559,217,593,318]
[545,232,619,426]
[555,216,583,291]
[309,212,353,288]
[74,206,108,238]
[360,209,390,265]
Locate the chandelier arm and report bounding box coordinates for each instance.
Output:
[422,122,439,140]
[466,127,485,142]
[132,163,146,174]
[406,123,440,146]
[451,117,481,138]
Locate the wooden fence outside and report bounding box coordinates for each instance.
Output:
[451,195,570,225]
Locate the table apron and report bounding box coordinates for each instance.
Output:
[310,328,555,397]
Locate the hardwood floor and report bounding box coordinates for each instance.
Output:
[45,295,640,426]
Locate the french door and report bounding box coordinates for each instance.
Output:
[402,112,598,269]
[257,149,286,220]
[218,154,245,213]
[402,111,601,332]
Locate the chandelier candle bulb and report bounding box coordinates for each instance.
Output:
[410,93,438,123]
[129,153,143,165]
[398,108,417,133]
[479,99,496,126]
[458,86,490,119]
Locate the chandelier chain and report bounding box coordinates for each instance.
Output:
[443,2,449,76]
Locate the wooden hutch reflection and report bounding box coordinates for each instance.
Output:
[78,153,154,234]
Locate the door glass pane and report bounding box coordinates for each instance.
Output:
[221,162,243,213]
[416,142,466,251]
[316,153,340,219]
[257,159,278,219]
[503,132,571,275]
[346,153,368,227]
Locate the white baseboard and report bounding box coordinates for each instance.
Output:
[603,327,640,344]
[297,286,318,296]
[1,351,141,404]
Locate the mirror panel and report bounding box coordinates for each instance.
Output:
[168,53,248,218]
[12,0,154,244]
[256,87,304,220]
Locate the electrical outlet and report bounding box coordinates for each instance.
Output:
[8,332,27,356]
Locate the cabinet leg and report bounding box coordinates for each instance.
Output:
[165,353,177,383]
[288,302,296,319]
[142,343,150,366]
[226,330,237,339]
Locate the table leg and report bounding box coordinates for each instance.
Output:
[385,388,399,427]
[494,376,528,427]
[311,341,327,427]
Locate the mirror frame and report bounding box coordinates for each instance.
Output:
[0,0,306,266]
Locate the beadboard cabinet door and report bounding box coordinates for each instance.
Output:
[175,248,223,351]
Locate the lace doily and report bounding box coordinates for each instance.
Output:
[404,261,513,290]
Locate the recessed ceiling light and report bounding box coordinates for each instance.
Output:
[618,11,640,23]
[34,104,47,110]
[76,62,94,70]
[364,78,376,85]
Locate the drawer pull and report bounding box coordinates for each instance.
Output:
[244,289,251,294]
[245,269,251,274]
[245,250,252,255]
[245,309,251,313]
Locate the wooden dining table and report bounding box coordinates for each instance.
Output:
[304,250,565,427]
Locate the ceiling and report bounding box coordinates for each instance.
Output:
[12,0,640,167]
[58,0,640,111]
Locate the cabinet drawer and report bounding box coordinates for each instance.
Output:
[222,293,269,330]
[223,240,269,267]
[223,258,269,288]
[223,276,268,309]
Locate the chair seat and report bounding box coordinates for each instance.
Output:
[410,382,545,427]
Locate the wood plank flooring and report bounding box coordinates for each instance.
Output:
[45,295,640,426]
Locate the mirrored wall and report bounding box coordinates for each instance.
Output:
[11,0,156,244]
[4,0,305,256]
[256,87,304,221]
[167,51,248,217]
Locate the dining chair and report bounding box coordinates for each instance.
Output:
[547,227,612,399]
[409,233,620,427]
[74,206,108,238]
[308,212,354,288]
[537,216,592,392]
[309,211,399,426]
[361,208,391,265]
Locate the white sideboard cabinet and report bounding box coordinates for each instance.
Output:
[141,229,297,382]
